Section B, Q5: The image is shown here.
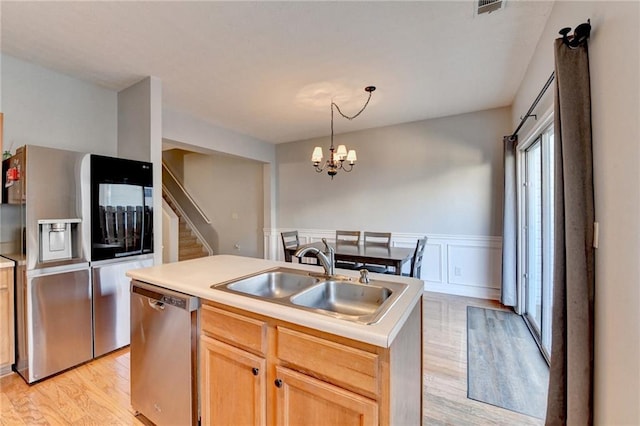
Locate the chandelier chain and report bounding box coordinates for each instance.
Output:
[330,90,374,149]
[331,90,374,121]
[312,86,376,179]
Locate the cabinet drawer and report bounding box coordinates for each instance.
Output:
[276,327,379,397]
[201,305,267,356]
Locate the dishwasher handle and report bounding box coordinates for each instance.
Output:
[148,299,165,311]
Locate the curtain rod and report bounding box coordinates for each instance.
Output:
[510,71,555,139]
[509,19,591,140]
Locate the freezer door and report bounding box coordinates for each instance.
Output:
[92,257,153,357]
[28,268,92,382]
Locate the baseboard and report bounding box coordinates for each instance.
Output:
[425,281,501,300]
[0,364,14,377]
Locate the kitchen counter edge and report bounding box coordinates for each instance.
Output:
[126,254,424,348]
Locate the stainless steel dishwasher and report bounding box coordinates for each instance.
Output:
[130,280,200,426]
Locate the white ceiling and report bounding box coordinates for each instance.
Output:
[1,1,554,144]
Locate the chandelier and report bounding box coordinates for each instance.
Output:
[311,86,376,179]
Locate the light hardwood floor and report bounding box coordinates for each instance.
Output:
[0,349,145,425]
[423,292,544,425]
[1,292,544,425]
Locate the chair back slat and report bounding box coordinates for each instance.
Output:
[281,231,299,262]
[410,237,427,278]
[363,231,391,248]
[336,230,361,245]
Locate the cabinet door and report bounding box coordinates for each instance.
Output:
[200,335,266,426]
[0,267,14,369]
[275,366,378,426]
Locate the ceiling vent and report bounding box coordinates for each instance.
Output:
[476,0,505,15]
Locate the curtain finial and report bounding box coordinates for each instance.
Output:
[559,19,591,49]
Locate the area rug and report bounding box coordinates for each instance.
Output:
[467,306,549,419]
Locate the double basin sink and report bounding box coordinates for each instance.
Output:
[211,267,407,325]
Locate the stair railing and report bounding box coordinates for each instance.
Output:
[162,163,215,255]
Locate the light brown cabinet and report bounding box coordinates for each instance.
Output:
[200,335,267,426]
[199,300,421,426]
[0,265,15,375]
[274,365,378,426]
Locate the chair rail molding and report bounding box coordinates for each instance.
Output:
[264,228,502,300]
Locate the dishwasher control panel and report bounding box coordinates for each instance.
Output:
[161,295,187,309]
[131,280,200,312]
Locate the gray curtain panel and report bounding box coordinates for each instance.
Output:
[501,135,518,308]
[545,38,595,425]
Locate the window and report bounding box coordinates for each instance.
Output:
[517,118,554,361]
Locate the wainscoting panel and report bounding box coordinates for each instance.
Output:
[422,242,444,284]
[447,244,502,289]
[264,229,502,300]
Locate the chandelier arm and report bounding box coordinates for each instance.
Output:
[341,162,354,172]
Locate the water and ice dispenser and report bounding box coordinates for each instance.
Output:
[38,219,81,262]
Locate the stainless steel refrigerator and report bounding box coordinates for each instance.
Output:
[81,153,155,358]
[91,255,153,357]
[1,145,92,383]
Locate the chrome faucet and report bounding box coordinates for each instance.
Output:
[294,238,335,276]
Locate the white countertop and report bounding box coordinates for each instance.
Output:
[126,255,424,348]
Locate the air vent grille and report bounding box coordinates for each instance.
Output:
[477,0,505,15]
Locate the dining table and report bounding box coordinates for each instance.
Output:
[286,241,414,276]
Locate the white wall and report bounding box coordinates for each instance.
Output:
[0,54,118,247]
[0,54,117,155]
[118,77,164,265]
[163,107,275,164]
[277,107,510,236]
[162,107,277,252]
[166,150,265,259]
[162,199,179,263]
[512,2,640,423]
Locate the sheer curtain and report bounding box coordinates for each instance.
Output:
[545,35,595,426]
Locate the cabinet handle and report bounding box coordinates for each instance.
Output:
[274,379,283,388]
[252,367,259,376]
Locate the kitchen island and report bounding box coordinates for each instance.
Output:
[127,255,423,425]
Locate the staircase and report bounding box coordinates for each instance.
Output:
[163,193,208,261]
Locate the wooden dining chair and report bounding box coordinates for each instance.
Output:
[335,230,360,245]
[361,232,392,273]
[408,237,427,278]
[363,231,391,247]
[334,230,361,270]
[281,231,299,263]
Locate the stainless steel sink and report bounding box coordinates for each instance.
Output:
[291,280,392,317]
[212,267,407,325]
[223,269,319,298]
